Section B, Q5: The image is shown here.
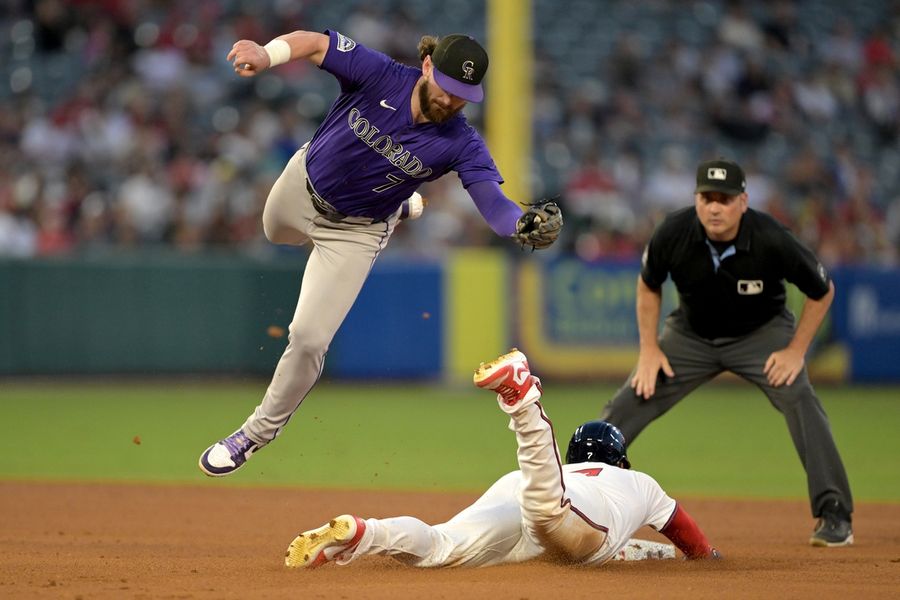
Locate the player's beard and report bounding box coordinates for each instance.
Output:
[418,81,462,124]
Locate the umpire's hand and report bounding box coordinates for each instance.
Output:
[631,345,675,400]
[764,346,804,387]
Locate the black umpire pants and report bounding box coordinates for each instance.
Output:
[600,309,853,519]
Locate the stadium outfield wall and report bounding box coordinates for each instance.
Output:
[1,252,897,382]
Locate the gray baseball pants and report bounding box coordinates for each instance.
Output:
[600,309,853,519]
[240,144,400,443]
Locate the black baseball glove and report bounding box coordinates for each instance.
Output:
[513,200,563,250]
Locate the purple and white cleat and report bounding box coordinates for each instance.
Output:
[198,429,263,477]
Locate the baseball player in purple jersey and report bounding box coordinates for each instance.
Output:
[199,30,563,476]
[283,350,719,568]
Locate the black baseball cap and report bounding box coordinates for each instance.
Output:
[431,34,488,103]
[695,159,746,196]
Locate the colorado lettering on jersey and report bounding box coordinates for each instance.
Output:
[347,108,433,179]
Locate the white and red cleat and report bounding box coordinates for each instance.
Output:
[473,348,542,407]
[285,515,367,569]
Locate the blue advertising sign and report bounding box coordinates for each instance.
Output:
[515,258,677,378]
[832,267,900,382]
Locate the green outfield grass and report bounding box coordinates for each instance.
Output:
[0,379,897,501]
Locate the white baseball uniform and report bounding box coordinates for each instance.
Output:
[339,387,679,567]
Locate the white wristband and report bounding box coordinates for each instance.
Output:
[263,39,291,67]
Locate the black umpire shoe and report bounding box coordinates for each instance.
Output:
[809,500,853,547]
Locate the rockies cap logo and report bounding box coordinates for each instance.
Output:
[462,60,475,81]
[431,34,488,102]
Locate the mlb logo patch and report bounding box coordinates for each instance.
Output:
[336,32,357,52]
[708,167,728,180]
[737,280,764,295]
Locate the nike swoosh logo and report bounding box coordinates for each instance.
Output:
[512,366,528,386]
[379,99,397,111]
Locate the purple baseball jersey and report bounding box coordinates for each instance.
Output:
[305,30,503,221]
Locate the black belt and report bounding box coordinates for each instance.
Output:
[305,178,381,225]
[306,178,349,223]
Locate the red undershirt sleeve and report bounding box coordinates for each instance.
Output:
[659,504,718,559]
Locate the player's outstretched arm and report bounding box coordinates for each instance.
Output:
[465,181,564,250]
[659,504,720,560]
[467,180,526,236]
[227,31,330,76]
[631,277,674,399]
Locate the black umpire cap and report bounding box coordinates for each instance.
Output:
[695,159,746,196]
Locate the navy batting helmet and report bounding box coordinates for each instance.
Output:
[565,420,631,468]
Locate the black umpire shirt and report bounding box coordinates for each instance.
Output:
[641,207,831,339]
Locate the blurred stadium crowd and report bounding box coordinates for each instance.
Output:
[1,0,898,265]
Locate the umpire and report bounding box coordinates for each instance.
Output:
[600,158,853,547]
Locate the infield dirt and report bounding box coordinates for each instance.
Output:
[1,481,897,599]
